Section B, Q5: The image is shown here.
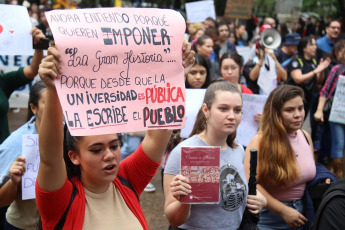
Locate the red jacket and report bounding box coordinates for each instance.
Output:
[241,84,253,94]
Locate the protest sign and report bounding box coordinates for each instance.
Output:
[257,54,277,95]
[22,134,40,200]
[236,46,256,65]
[329,75,345,124]
[236,94,267,146]
[185,0,216,23]
[224,0,255,19]
[46,8,186,136]
[180,89,206,138]
[0,4,33,55]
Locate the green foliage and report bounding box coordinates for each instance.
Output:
[302,0,340,19]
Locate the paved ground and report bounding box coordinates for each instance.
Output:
[8,108,169,230]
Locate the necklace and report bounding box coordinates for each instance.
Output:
[220,150,232,167]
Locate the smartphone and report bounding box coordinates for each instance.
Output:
[33,38,50,50]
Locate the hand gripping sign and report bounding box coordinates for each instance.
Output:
[45,8,186,136]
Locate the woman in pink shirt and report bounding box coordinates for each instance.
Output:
[245,85,316,230]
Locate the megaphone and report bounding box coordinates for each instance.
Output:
[260,28,282,50]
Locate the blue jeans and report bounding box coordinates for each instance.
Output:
[329,122,345,159]
[258,199,304,230]
[4,218,22,230]
[120,134,143,161]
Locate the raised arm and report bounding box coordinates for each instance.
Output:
[0,156,26,207]
[244,134,307,229]
[249,49,264,81]
[266,49,287,81]
[290,58,330,85]
[37,47,66,192]
[23,27,46,80]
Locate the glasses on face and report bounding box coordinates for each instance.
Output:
[330,26,341,30]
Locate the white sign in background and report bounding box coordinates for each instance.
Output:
[0,4,33,55]
[258,54,277,95]
[185,0,216,23]
[0,4,44,108]
[22,134,40,200]
[180,89,206,138]
[329,75,345,125]
[236,94,267,146]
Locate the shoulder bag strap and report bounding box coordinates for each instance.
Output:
[300,129,310,145]
[54,183,78,230]
[117,175,139,202]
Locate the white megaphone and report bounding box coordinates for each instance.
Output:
[260,28,282,50]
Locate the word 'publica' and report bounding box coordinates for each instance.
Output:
[145,83,184,104]
[143,105,184,127]
[102,27,170,46]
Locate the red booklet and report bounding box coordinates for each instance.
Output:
[180,146,220,204]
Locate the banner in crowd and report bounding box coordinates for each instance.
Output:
[22,134,40,200]
[236,46,256,65]
[224,0,255,20]
[329,75,345,125]
[0,4,33,55]
[180,89,206,138]
[46,8,186,136]
[185,0,216,23]
[258,54,277,95]
[236,94,267,146]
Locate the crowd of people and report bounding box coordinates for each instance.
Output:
[1,1,345,230]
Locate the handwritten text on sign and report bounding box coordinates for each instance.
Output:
[46,8,186,136]
[22,134,40,200]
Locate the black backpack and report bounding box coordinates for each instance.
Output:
[310,177,345,230]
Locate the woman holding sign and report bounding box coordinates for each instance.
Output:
[0,81,46,230]
[164,79,266,229]
[314,40,345,179]
[35,42,194,229]
[244,85,316,230]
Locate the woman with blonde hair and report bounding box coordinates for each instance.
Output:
[245,85,316,229]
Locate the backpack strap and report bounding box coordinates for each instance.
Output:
[117,175,139,202]
[297,57,304,67]
[54,183,78,230]
[311,189,345,229]
[312,58,317,66]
